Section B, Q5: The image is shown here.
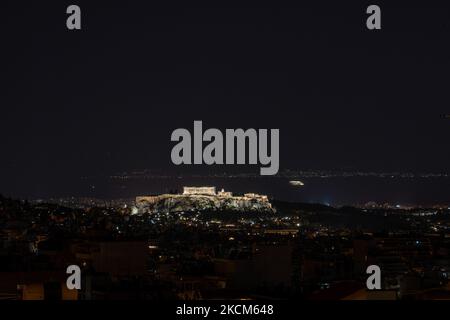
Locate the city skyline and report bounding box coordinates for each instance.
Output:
[2,1,450,305]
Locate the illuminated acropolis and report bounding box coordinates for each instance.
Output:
[135,186,273,214]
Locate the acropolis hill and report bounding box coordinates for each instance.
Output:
[136,187,275,214]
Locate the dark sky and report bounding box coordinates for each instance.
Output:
[2,1,450,196]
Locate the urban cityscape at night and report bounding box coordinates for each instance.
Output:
[2,1,450,317]
[1,184,450,300]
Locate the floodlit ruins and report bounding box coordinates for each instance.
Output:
[136,187,274,214]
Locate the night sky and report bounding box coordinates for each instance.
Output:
[2,1,450,198]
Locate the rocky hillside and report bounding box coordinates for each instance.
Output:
[137,195,275,214]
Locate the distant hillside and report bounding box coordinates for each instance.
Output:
[272,200,402,231]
